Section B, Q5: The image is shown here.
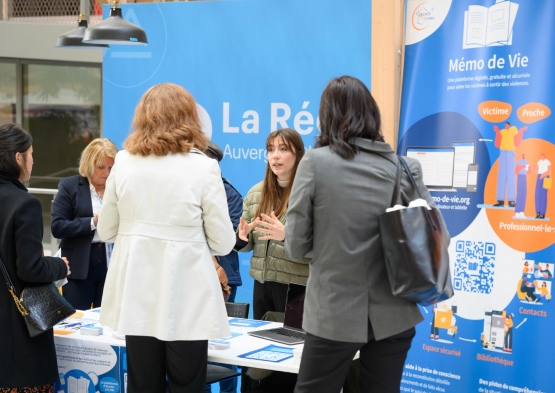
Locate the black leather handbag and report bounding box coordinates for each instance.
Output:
[0,256,75,338]
[378,156,454,306]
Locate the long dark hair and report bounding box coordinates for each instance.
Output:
[0,124,33,179]
[255,128,305,219]
[316,76,383,159]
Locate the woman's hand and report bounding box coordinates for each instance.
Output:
[62,257,71,276]
[93,212,99,227]
[238,217,260,242]
[256,212,285,241]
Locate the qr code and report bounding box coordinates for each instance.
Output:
[453,241,495,294]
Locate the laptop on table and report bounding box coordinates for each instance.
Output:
[247,283,306,345]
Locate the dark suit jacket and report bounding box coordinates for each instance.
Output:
[51,175,96,280]
[0,172,67,387]
[218,178,243,286]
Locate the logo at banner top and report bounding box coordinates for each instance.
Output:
[405,0,452,45]
[103,4,167,88]
[197,104,212,140]
[412,3,435,31]
[463,1,519,49]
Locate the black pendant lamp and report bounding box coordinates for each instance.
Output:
[82,1,148,46]
[56,14,109,49]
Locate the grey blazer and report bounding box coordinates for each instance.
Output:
[285,138,450,342]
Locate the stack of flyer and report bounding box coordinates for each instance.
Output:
[80,325,103,336]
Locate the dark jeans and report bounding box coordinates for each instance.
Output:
[126,335,208,393]
[253,280,289,320]
[206,285,239,393]
[294,327,416,393]
[63,243,107,310]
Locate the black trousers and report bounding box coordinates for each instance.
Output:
[126,335,208,393]
[63,243,107,310]
[253,280,289,320]
[294,327,415,393]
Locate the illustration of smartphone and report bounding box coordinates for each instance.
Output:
[467,164,479,193]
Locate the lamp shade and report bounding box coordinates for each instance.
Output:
[56,19,109,49]
[82,6,148,45]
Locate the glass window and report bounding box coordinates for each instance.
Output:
[0,63,17,126]
[23,63,102,243]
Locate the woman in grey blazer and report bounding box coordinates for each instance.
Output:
[282,76,450,393]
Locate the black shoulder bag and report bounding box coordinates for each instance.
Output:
[0,256,75,337]
[378,156,454,306]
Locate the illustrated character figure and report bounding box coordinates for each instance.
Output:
[514,154,530,217]
[493,122,527,207]
[522,261,531,274]
[520,275,538,302]
[430,303,439,340]
[535,281,551,302]
[502,313,514,352]
[531,153,552,219]
[540,264,553,279]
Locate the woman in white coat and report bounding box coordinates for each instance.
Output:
[97,83,236,393]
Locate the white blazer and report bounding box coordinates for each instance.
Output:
[97,149,235,341]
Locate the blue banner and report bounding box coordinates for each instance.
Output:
[102,0,372,315]
[400,1,555,392]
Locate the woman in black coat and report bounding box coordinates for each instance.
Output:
[51,138,117,310]
[0,124,70,391]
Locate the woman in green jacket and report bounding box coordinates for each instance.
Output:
[237,128,311,319]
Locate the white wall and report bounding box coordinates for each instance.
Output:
[0,21,102,63]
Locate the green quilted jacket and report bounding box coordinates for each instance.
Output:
[238,181,311,285]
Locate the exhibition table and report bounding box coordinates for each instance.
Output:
[52,309,304,393]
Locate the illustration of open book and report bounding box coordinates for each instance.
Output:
[463,0,519,49]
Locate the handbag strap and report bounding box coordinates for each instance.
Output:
[0,256,29,316]
[389,159,402,208]
[397,156,437,231]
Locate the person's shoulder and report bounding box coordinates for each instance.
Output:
[243,181,263,205]
[247,181,264,194]
[59,175,82,189]
[306,146,330,159]
[114,150,131,163]
[402,156,422,171]
[14,191,41,214]
[223,178,242,198]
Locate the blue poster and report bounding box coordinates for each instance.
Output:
[102,0,372,314]
[400,1,555,392]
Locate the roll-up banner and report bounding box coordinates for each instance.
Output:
[102,0,372,315]
[399,1,554,392]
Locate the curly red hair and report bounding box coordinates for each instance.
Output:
[124,83,207,156]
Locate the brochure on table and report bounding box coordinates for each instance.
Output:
[238,344,295,363]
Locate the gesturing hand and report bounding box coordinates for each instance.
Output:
[62,257,71,276]
[256,212,285,241]
[93,212,99,227]
[238,217,260,242]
